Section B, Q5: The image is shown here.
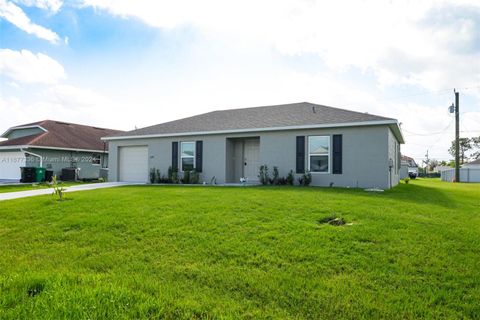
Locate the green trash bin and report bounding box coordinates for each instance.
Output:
[35,167,46,182]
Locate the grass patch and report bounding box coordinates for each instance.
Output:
[0,181,95,193]
[0,179,479,318]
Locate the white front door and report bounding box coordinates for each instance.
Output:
[118,146,148,182]
[244,139,260,182]
[0,151,26,180]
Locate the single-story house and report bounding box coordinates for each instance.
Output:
[462,158,480,168]
[400,155,418,179]
[434,166,453,173]
[103,102,404,189]
[0,120,123,181]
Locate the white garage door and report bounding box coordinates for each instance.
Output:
[118,146,148,182]
[0,151,26,180]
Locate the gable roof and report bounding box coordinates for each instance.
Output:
[0,120,123,152]
[104,102,404,143]
[401,155,414,161]
[401,155,418,167]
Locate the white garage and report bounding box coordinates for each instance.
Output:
[118,146,148,182]
[0,151,26,180]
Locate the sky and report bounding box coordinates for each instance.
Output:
[0,0,479,164]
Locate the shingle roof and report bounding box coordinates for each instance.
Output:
[0,120,123,151]
[108,102,395,138]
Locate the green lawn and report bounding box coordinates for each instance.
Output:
[0,179,479,319]
[0,181,97,193]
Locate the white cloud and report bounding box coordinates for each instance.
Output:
[43,84,112,109]
[0,84,115,131]
[13,0,63,13]
[0,48,66,84]
[0,0,60,43]
[81,0,480,91]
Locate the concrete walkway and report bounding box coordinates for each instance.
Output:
[0,182,137,201]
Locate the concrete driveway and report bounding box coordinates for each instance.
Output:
[0,182,139,201]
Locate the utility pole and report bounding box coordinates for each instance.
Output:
[425,150,429,174]
[455,90,460,182]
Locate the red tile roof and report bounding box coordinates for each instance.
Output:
[401,155,414,161]
[0,120,123,151]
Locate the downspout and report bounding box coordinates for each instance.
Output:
[102,141,107,168]
[20,148,43,167]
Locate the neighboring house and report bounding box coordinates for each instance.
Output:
[462,158,480,168]
[0,120,123,181]
[440,159,480,183]
[103,102,404,189]
[435,165,453,172]
[439,159,480,183]
[400,155,418,179]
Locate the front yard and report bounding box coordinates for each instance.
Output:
[0,179,479,319]
[0,181,99,193]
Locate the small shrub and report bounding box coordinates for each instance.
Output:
[403,177,411,184]
[149,168,156,184]
[270,166,279,185]
[286,170,295,185]
[172,172,179,183]
[258,165,269,185]
[155,169,161,183]
[182,170,191,184]
[190,170,199,184]
[298,171,312,186]
[277,177,287,185]
[51,175,67,201]
[168,166,179,184]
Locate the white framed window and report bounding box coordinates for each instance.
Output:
[180,142,195,171]
[308,136,330,173]
[92,153,101,165]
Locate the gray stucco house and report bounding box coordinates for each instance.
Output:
[0,120,122,181]
[103,102,404,189]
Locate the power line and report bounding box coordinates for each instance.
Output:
[376,88,454,103]
[460,118,480,135]
[463,85,480,91]
[374,84,480,104]
[402,120,454,136]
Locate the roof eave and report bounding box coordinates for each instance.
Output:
[0,145,109,153]
[102,119,402,141]
[388,123,405,144]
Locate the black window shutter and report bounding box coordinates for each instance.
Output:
[296,136,305,173]
[172,141,178,170]
[195,141,203,172]
[332,134,342,174]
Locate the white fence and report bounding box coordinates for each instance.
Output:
[441,168,480,183]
